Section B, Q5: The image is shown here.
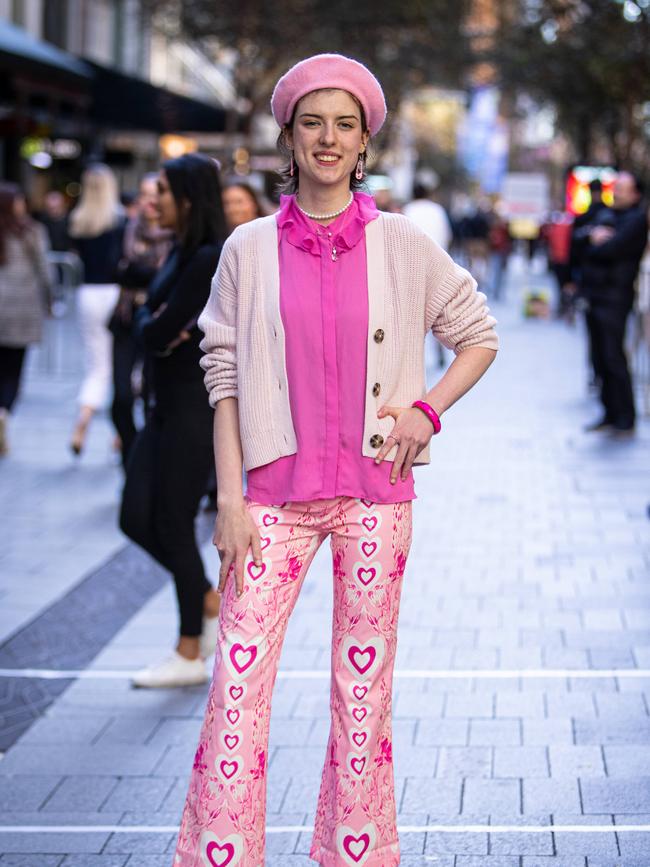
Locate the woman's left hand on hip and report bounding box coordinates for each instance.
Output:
[374,405,435,483]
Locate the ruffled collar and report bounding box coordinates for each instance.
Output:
[277,192,378,256]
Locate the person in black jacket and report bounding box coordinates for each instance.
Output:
[581,172,647,436]
[120,154,227,688]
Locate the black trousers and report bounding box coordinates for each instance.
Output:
[119,385,214,636]
[0,346,27,411]
[111,324,142,469]
[589,301,635,429]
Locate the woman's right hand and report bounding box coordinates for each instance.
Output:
[214,500,262,597]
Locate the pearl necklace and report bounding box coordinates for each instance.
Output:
[295,192,354,221]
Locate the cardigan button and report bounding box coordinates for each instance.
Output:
[373,328,385,343]
[369,434,384,449]
[372,382,381,397]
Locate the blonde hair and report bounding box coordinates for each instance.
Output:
[69,164,122,238]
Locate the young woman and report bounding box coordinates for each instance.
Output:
[222,182,266,233]
[68,164,125,456]
[174,55,498,866]
[120,154,227,689]
[0,183,52,456]
[111,173,173,468]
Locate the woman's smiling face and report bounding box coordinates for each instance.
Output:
[286,89,369,194]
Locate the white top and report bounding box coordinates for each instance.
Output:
[402,199,452,251]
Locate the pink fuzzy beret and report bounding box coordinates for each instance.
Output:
[271,54,387,135]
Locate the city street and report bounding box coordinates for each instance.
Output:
[1,258,649,866]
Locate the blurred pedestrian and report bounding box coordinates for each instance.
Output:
[544,210,575,320]
[581,171,647,437]
[119,153,227,688]
[0,183,52,455]
[487,211,512,301]
[110,174,173,468]
[35,190,70,252]
[569,179,614,388]
[403,180,452,250]
[173,53,497,867]
[222,182,265,232]
[68,164,125,456]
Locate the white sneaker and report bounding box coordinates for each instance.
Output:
[131,652,209,688]
[199,615,220,659]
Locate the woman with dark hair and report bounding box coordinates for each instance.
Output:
[120,153,227,688]
[222,182,265,232]
[174,55,497,866]
[0,183,52,455]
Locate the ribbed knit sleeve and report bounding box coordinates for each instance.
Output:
[198,237,238,405]
[426,257,499,354]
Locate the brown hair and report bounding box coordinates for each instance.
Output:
[276,90,371,195]
[0,182,34,266]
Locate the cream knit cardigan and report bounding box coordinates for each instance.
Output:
[198,211,498,471]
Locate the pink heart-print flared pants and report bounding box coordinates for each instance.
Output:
[173,495,412,867]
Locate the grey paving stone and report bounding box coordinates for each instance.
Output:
[0,831,109,854]
[0,745,166,777]
[41,776,119,813]
[453,856,517,865]
[103,832,176,854]
[435,747,491,779]
[523,719,575,747]
[401,778,462,815]
[524,779,582,814]
[469,719,521,746]
[575,718,650,746]
[594,692,648,719]
[552,814,618,857]
[604,746,650,777]
[523,860,586,866]
[100,777,175,812]
[443,693,494,718]
[494,746,549,778]
[581,778,650,813]
[549,746,606,778]
[462,778,521,817]
[0,776,61,811]
[415,719,469,747]
[61,858,128,866]
[0,857,63,866]
[495,692,546,718]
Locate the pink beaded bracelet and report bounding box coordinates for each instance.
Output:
[411,400,442,435]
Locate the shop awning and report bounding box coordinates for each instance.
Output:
[0,20,91,82]
[86,61,229,133]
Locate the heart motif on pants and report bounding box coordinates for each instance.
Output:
[336,823,377,866]
[225,708,240,726]
[351,729,368,748]
[215,753,242,781]
[227,682,245,702]
[246,559,268,581]
[199,831,243,867]
[360,515,379,533]
[360,498,374,509]
[353,561,382,587]
[352,684,368,701]
[206,841,234,866]
[259,535,272,551]
[223,731,241,751]
[262,513,278,527]
[224,635,264,682]
[360,539,378,558]
[342,636,385,681]
[352,706,369,723]
[347,751,369,777]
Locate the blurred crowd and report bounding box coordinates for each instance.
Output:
[0,159,648,682]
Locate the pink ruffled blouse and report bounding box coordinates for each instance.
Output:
[246,192,415,505]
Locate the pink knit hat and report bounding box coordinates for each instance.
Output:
[271,54,387,135]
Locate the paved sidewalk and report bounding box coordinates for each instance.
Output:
[1,259,650,866]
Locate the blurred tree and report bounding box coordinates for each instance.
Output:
[492,0,650,171]
[145,0,472,137]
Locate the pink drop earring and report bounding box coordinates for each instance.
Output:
[355,154,364,181]
[290,152,295,177]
